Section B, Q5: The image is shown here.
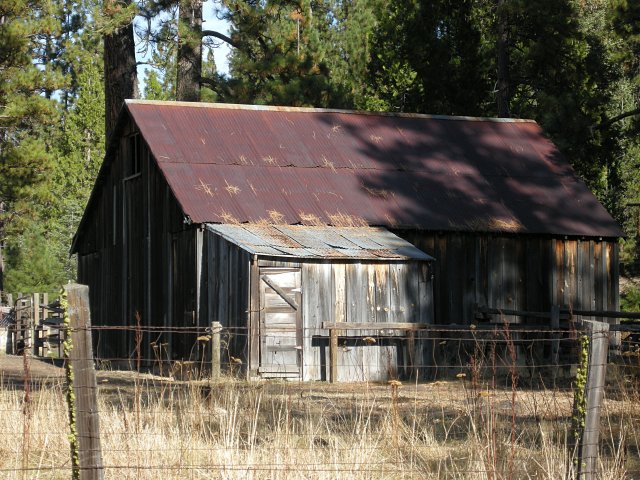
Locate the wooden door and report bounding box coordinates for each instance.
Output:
[259,268,302,378]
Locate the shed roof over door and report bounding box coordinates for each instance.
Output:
[206,224,434,261]
[123,101,622,238]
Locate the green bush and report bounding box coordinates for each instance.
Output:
[621,285,640,312]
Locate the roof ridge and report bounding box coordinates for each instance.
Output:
[125,99,537,124]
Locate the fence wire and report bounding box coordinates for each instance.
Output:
[1,323,639,479]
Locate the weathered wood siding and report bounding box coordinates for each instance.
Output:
[397,232,620,325]
[200,230,251,371]
[257,258,433,381]
[76,117,196,364]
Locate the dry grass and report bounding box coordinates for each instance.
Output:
[216,209,240,224]
[298,212,324,226]
[2,360,640,480]
[327,211,369,227]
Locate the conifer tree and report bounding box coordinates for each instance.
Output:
[0,0,61,291]
[366,0,490,114]
[222,0,334,106]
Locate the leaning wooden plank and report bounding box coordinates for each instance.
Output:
[260,275,298,310]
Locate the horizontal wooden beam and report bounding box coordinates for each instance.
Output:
[323,322,430,331]
[570,309,640,320]
[475,306,570,320]
[476,305,640,321]
[321,322,562,332]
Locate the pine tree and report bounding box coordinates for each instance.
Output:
[222,0,334,106]
[142,11,178,100]
[607,0,640,129]
[3,0,106,293]
[322,0,381,109]
[176,0,203,100]
[0,0,61,291]
[366,0,491,114]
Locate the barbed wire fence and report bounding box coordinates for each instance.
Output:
[1,285,639,479]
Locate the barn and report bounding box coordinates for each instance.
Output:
[71,100,623,381]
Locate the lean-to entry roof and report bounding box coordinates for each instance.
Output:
[125,100,623,237]
[206,224,434,261]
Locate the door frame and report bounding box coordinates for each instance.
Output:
[258,267,303,378]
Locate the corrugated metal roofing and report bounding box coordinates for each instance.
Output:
[125,100,623,237]
[205,224,434,261]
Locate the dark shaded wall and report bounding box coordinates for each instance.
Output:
[397,231,619,325]
[200,229,252,368]
[76,117,197,365]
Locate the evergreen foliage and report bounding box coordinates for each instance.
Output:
[2,0,640,294]
[1,0,104,293]
[220,0,334,106]
[0,0,62,292]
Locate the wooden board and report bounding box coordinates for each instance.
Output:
[259,268,302,378]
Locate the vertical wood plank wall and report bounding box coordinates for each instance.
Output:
[258,258,434,382]
[77,118,194,364]
[201,231,251,371]
[397,231,620,326]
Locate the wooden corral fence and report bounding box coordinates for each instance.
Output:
[1,292,66,358]
[320,306,640,385]
[321,309,636,480]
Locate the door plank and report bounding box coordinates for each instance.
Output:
[261,275,298,310]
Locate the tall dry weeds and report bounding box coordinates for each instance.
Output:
[0,367,637,479]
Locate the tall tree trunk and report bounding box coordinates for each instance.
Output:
[104,2,139,144]
[0,202,5,293]
[0,242,4,293]
[176,0,203,102]
[496,0,510,118]
[0,200,7,292]
[0,244,4,293]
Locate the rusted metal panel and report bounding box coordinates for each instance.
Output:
[206,224,433,261]
[121,100,622,237]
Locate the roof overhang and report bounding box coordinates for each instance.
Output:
[205,224,434,261]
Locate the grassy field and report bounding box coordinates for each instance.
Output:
[0,355,639,479]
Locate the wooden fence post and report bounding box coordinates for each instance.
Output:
[551,305,560,385]
[65,284,104,480]
[578,320,609,480]
[32,293,40,356]
[329,327,338,383]
[211,321,221,380]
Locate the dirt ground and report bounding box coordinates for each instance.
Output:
[0,354,63,384]
[0,352,578,419]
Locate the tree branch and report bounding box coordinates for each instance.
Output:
[199,76,235,101]
[201,30,239,49]
[595,106,640,130]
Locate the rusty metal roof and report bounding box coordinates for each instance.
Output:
[206,224,434,260]
[125,100,623,237]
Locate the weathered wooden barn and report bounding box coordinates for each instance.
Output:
[71,100,623,380]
